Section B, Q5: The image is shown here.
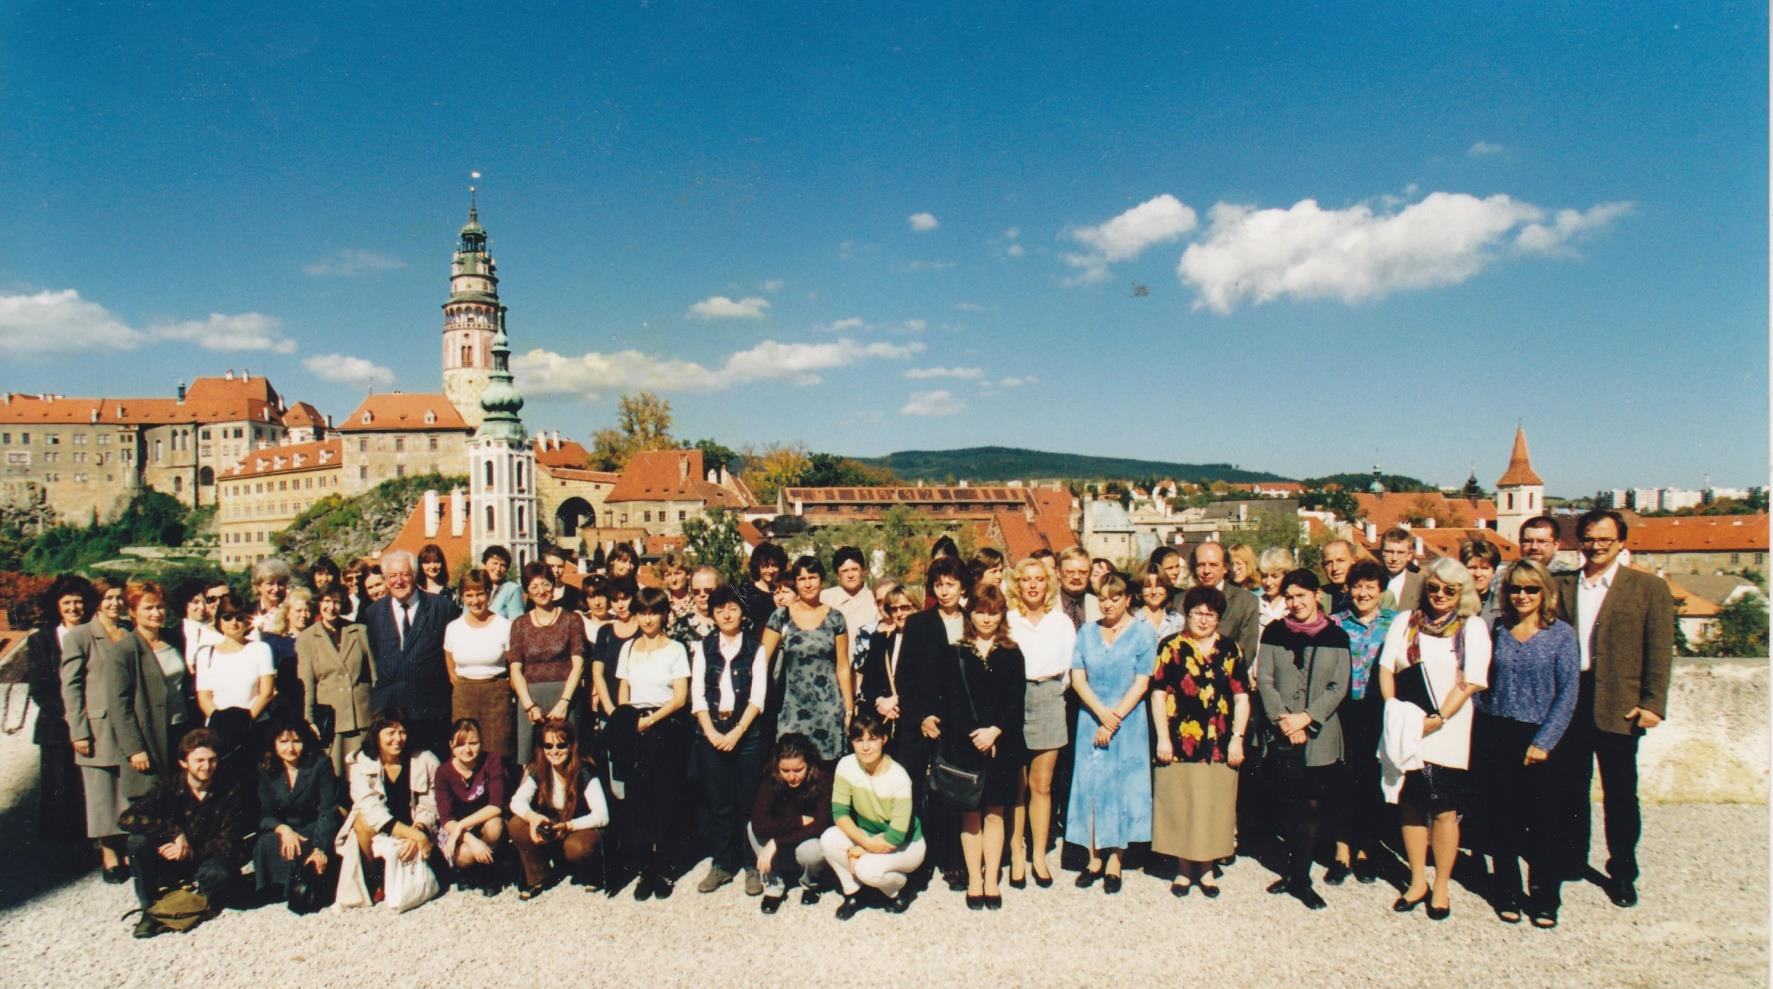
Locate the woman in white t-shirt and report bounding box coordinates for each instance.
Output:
[196,595,277,759]
[608,586,691,901]
[444,570,516,761]
[1377,556,1491,921]
[1005,556,1076,889]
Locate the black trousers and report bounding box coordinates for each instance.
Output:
[1474,712,1562,905]
[1334,691,1388,855]
[695,725,768,872]
[126,833,233,910]
[607,707,691,878]
[1552,672,1644,883]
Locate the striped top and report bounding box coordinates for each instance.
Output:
[831,753,921,846]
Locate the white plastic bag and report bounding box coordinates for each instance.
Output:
[372,834,439,913]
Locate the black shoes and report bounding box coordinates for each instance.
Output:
[1102,874,1122,895]
[1323,862,1351,886]
[1608,879,1638,908]
[1008,872,1027,890]
[1266,878,1292,896]
[652,875,675,900]
[1075,867,1102,889]
[966,893,985,911]
[1393,888,1429,913]
[1426,901,1451,921]
[884,893,911,914]
[632,875,655,902]
[518,884,545,901]
[102,864,131,885]
[1294,884,1327,910]
[800,887,821,906]
[835,893,865,920]
[942,868,968,892]
[983,894,1002,911]
[760,895,782,914]
[1031,867,1054,889]
[1353,859,1378,885]
[1530,905,1560,929]
[1197,881,1221,899]
[1494,896,1523,924]
[1170,880,1191,898]
[130,915,161,939]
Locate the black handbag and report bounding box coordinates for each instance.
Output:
[285,860,334,915]
[926,648,986,810]
[311,704,337,749]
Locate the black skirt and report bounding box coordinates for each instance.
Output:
[1400,763,1469,815]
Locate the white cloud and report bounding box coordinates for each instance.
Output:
[1467,141,1506,156]
[1176,191,1630,314]
[995,375,1039,388]
[514,337,924,401]
[908,212,940,232]
[303,353,395,389]
[895,259,955,272]
[760,279,785,293]
[1515,202,1634,257]
[902,318,928,332]
[900,389,966,417]
[815,316,868,333]
[1007,244,1026,257]
[301,249,406,277]
[687,295,771,320]
[1003,227,1021,240]
[0,289,145,355]
[954,302,986,312]
[148,313,296,354]
[905,366,984,380]
[1064,194,1198,285]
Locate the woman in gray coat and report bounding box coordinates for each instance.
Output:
[296,586,377,774]
[59,578,131,879]
[101,583,192,802]
[1256,569,1350,911]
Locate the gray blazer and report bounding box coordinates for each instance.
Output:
[1219,583,1261,665]
[296,621,377,734]
[60,619,117,767]
[1256,622,1351,767]
[100,632,180,799]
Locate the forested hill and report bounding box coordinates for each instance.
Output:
[853,447,1285,484]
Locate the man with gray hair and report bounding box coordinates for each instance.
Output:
[362,548,458,755]
[1191,541,1258,662]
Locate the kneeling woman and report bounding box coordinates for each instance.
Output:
[435,717,510,894]
[821,709,924,919]
[749,732,833,912]
[924,584,1025,909]
[335,708,441,909]
[509,719,609,900]
[607,587,691,900]
[254,718,340,908]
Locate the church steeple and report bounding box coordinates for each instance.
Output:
[442,180,503,429]
[474,315,526,443]
[1494,426,1545,543]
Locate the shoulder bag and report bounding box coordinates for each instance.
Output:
[926,647,985,810]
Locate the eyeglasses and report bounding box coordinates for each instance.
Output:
[541,742,570,751]
[1505,585,1543,596]
[204,594,228,603]
[888,604,916,614]
[1424,583,1459,597]
[1187,609,1219,619]
[218,614,247,624]
[692,588,712,595]
[1579,537,1617,547]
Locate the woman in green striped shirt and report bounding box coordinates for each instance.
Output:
[820,709,925,919]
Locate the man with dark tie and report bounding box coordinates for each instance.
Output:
[1191,542,1258,663]
[363,549,459,755]
[1554,509,1673,908]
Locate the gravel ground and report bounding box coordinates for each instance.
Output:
[0,712,1764,989]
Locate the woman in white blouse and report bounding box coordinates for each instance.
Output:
[443,570,516,761]
[1378,556,1491,921]
[196,595,276,761]
[688,586,772,894]
[1004,557,1077,888]
[508,719,609,899]
[609,586,691,900]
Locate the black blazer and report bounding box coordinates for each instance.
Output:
[26,626,72,747]
[929,642,1026,770]
[857,629,903,710]
[896,609,955,725]
[362,591,456,721]
[258,760,343,849]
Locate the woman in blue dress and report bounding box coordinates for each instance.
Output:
[761,556,853,763]
[1066,571,1154,894]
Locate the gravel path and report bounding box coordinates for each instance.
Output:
[0,709,1763,989]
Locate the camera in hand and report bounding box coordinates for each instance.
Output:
[535,820,559,841]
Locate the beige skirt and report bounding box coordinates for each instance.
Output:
[1152,760,1238,862]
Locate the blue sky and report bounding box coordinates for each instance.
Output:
[2,2,1766,495]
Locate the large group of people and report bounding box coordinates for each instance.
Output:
[21,508,1671,935]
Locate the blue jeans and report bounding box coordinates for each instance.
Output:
[695,724,768,872]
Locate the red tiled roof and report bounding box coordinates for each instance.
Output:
[737,520,765,548]
[1663,575,1723,618]
[220,439,344,480]
[339,393,471,432]
[1354,492,1496,531]
[0,375,286,427]
[606,449,750,508]
[541,465,620,484]
[534,437,594,469]
[380,491,472,571]
[1496,426,1544,487]
[282,401,327,429]
[1625,514,1768,553]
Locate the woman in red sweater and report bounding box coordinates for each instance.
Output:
[748,733,833,913]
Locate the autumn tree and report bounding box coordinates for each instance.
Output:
[590,392,675,470]
[740,443,813,505]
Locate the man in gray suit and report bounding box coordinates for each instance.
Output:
[1554,509,1673,908]
[1193,542,1258,662]
[1378,528,1423,612]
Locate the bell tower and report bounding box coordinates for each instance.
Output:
[469,321,540,569]
[1494,426,1545,544]
[442,183,503,428]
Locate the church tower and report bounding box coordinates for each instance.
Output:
[1494,426,1545,544]
[468,318,540,569]
[442,187,503,429]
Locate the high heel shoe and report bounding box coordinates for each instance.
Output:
[1008,869,1027,890]
[1074,866,1103,889]
[1393,888,1430,913]
[1031,863,1055,888]
[1102,874,1122,895]
[1426,900,1451,921]
[965,893,985,911]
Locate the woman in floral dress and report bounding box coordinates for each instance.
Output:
[761,556,852,763]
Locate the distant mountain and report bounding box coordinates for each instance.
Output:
[854,447,1286,484]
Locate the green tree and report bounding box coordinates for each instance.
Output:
[591,392,675,470]
[681,508,749,587]
[21,490,198,574]
[274,473,468,568]
[1696,594,1769,658]
[690,437,739,475]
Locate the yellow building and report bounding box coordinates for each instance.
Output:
[215,439,345,570]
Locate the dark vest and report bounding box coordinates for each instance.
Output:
[699,630,762,731]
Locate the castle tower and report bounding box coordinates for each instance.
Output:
[1494,426,1545,544]
[442,187,504,428]
[468,319,540,569]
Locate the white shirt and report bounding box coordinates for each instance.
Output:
[1385,570,1411,606]
[182,619,222,674]
[196,640,276,712]
[443,614,512,681]
[1576,559,1621,673]
[616,638,691,708]
[820,585,880,642]
[1377,614,1491,771]
[510,768,610,832]
[1008,608,1078,681]
[691,633,769,714]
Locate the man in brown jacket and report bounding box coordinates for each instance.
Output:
[1555,509,1674,908]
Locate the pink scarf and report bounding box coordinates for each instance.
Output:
[1283,613,1331,636]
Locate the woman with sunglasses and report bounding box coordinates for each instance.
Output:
[1473,559,1579,927]
[509,719,608,899]
[195,593,277,760]
[857,585,916,740]
[1378,556,1492,921]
